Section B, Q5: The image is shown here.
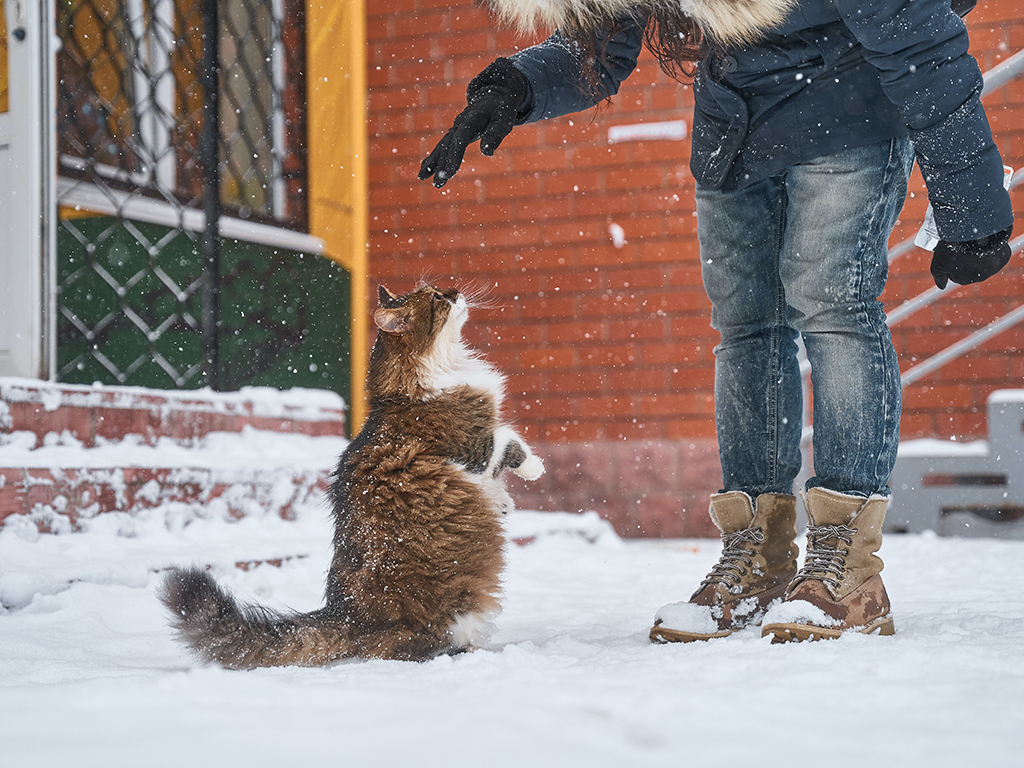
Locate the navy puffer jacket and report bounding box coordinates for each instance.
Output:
[508,0,1013,242]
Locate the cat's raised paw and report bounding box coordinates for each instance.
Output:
[514,455,545,481]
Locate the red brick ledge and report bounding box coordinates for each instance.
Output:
[508,438,722,539]
[0,378,346,447]
[0,465,331,531]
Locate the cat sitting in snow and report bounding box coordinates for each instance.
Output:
[160,283,544,666]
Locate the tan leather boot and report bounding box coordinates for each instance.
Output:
[762,487,895,642]
[650,492,798,643]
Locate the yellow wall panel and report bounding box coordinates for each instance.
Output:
[307,0,368,429]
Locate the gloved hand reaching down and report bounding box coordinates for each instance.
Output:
[418,58,529,189]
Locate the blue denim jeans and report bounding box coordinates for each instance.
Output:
[696,137,914,498]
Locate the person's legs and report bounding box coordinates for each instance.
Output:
[779,137,914,496]
[762,136,914,642]
[652,174,803,643]
[652,137,914,643]
[696,175,803,497]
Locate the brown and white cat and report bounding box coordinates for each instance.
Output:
[160,284,543,666]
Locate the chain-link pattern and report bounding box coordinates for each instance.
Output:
[55,0,308,388]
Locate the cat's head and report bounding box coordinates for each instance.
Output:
[368,283,470,400]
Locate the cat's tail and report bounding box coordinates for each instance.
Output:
[159,566,352,669]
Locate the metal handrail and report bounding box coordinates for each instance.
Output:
[901,301,1024,386]
[887,234,1024,327]
[982,47,1024,94]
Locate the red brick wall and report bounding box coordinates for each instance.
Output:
[366,1,1024,537]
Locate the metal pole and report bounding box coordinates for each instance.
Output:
[887,235,1024,328]
[982,47,1024,95]
[201,0,221,389]
[900,303,1024,387]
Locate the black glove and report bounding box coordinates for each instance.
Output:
[418,58,529,188]
[930,225,1014,289]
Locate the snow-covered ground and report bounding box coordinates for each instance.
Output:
[2,492,1022,768]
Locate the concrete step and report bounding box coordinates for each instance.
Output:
[888,389,1024,538]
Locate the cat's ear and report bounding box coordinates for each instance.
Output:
[378,285,402,309]
[373,307,409,334]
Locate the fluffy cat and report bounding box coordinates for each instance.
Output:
[160,284,544,666]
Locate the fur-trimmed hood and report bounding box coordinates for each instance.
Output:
[482,0,797,48]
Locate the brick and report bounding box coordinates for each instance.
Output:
[393,11,449,37]
[519,348,575,370]
[0,469,26,521]
[899,412,936,439]
[641,289,708,314]
[579,344,637,367]
[578,244,637,267]
[639,238,698,264]
[540,421,603,442]
[607,419,659,442]
[579,395,635,418]
[670,367,715,390]
[606,166,664,191]
[935,411,988,440]
[547,320,604,344]
[513,394,575,420]
[578,293,639,317]
[550,270,603,293]
[572,144,631,169]
[486,174,542,199]
[642,342,706,366]
[521,295,576,320]
[607,318,665,341]
[609,368,668,392]
[546,371,607,393]
[515,197,575,223]
[666,418,718,440]
[564,442,619,490]
[366,0,412,15]
[545,171,601,196]
[640,392,713,417]
[902,383,975,410]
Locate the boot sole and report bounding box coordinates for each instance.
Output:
[761,614,895,643]
[650,624,737,643]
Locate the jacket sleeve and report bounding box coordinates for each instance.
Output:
[834,0,1012,241]
[509,17,646,124]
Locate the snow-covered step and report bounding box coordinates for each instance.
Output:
[888,390,1024,538]
[0,378,346,446]
[0,380,348,530]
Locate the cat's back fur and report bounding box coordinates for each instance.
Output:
[160,284,542,667]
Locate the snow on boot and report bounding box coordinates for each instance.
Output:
[650,492,798,643]
[762,487,894,643]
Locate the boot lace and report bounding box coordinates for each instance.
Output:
[790,524,855,594]
[700,527,764,594]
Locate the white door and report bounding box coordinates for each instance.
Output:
[0,0,55,379]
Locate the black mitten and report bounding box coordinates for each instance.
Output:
[930,225,1014,289]
[418,58,529,188]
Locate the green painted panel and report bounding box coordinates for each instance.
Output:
[56,216,351,426]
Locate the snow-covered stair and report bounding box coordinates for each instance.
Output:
[0,379,348,530]
[888,390,1024,538]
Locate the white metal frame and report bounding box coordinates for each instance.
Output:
[0,0,56,379]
